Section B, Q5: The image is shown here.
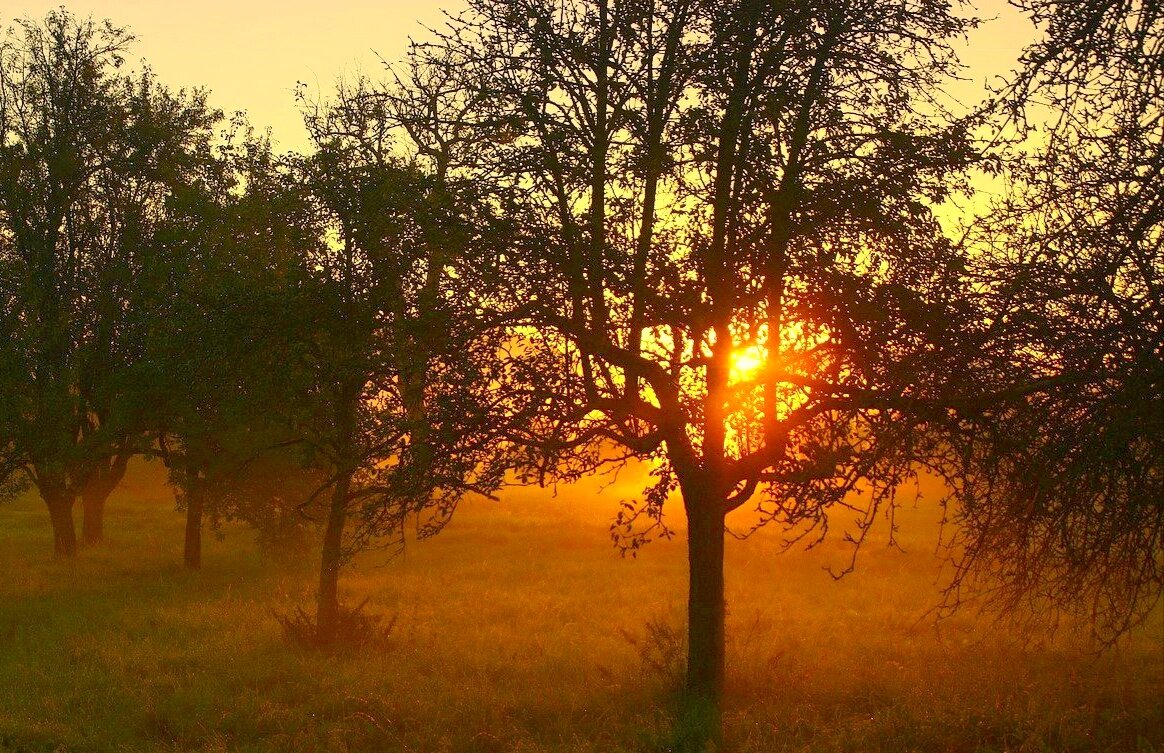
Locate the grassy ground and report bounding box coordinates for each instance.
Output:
[1,465,1161,753]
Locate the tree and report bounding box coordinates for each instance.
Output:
[430,0,984,744]
[0,11,220,554]
[137,128,315,569]
[944,0,1163,644]
[275,81,521,644]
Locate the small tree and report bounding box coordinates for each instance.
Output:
[139,129,315,568]
[275,82,520,644]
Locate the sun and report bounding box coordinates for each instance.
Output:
[730,345,765,382]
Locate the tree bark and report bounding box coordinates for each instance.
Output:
[81,454,128,545]
[316,469,352,644]
[81,491,105,545]
[183,483,204,569]
[679,479,727,750]
[45,490,78,558]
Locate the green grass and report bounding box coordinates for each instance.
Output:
[1,465,1161,752]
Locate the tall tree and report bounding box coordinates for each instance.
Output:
[0,11,220,554]
[430,0,983,744]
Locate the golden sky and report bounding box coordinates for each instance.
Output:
[5,1,1036,152]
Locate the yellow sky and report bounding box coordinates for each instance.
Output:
[5,1,1036,152]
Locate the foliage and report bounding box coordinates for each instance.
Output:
[946,0,1164,645]
[429,0,987,546]
[136,126,318,557]
[0,9,222,552]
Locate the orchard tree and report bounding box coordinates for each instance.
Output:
[427,0,989,744]
[946,0,1163,643]
[138,130,317,569]
[0,11,220,554]
[281,82,521,644]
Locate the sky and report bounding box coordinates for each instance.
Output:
[4,1,1037,153]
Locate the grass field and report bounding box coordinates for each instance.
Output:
[1,463,1161,753]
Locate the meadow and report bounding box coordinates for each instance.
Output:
[1,465,1161,753]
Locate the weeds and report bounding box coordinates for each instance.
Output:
[273,598,398,650]
[1,493,1160,753]
[620,614,687,690]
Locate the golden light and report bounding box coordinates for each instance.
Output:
[730,345,765,383]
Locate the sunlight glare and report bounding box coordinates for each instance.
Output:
[730,345,765,382]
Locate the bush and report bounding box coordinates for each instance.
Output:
[274,598,398,650]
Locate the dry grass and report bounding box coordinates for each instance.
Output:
[0,464,1161,752]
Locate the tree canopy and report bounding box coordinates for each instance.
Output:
[0,4,1159,749]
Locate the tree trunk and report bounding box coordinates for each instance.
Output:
[45,491,78,558]
[184,483,204,569]
[81,491,105,545]
[679,480,727,751]
[316,470,352,644]
[81,453,130,545]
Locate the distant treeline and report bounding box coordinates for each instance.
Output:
[0,2,1159,748]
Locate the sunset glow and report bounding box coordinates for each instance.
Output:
[730,345,766,382]
[1,2,1159,752]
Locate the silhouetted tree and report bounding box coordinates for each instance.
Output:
[136,129,316,569]
[0,11,220,554]
[428,0,986,744]
[281,81,519,644]
[945,0,1163,643]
